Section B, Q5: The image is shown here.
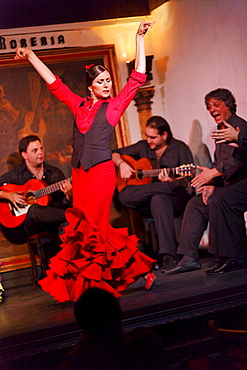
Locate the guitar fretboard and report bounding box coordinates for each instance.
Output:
[31,177,72,199]
[141,166,194,178]
[142,168,180,178]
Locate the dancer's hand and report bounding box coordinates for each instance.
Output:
[14,48,32,60]
[137,21,155,37]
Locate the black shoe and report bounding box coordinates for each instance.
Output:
[206,257,247,274]
[161,255,175,273]
[204,257,227,273]
[165,259,201,275]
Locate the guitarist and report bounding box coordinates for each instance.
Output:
[0,135,72,245]
[112,116,195,272]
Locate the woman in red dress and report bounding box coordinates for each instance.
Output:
[15,22,156,301]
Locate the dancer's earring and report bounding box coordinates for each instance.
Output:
[89,88,95,100]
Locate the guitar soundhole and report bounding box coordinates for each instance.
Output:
[26,191,35,205]
[137,169,144,180]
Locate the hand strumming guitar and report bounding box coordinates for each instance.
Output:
[118,161,135,180]
[0,189,27,208]
[112,153,135,180]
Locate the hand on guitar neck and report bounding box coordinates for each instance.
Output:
[59,179,72,202]
[158,168,176,183]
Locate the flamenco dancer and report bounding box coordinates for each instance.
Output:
[14,21,156,301]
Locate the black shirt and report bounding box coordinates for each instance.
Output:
[212,113,247,183]
[112,138,194,169]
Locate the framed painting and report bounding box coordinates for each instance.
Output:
[0,45,129,272]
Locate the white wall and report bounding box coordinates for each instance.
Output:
[150,0,247,155]
[1,0,247,156]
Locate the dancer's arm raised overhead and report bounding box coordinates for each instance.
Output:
[135,21,155,73]
[14,47,56,84]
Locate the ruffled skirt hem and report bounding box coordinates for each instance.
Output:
[39,208,154,302]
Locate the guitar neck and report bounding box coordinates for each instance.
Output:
[33,177,72,199]
[142,167,181,178]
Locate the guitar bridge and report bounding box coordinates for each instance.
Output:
[9,202,30,217]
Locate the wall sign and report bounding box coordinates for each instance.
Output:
[0,31,82,54]
[0,34,65,51]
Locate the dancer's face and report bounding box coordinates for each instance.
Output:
[90,70,112,101]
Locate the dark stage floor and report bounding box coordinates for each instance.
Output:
[1,257,247,369]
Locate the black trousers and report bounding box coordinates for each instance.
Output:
[0,204,67,245]
[24,204,67,236]
[208,179,247,259]
[177,182,247,259]
[118,182,193,257]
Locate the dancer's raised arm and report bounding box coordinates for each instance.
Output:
[14,48,56,85]
[135,21,155,73]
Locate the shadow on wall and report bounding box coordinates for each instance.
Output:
[155,55,169,106]
[188,119,212,249]
[188,119,212,169]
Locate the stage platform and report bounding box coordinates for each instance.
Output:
[1,256,247,369]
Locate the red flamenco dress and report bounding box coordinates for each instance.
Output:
[39,70,155,301]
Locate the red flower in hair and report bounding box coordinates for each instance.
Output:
[84,64,94,70]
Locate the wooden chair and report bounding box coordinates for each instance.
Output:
[27,232,61,287]
[209,319,247,369]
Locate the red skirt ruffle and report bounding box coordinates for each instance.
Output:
[39,207,154,302]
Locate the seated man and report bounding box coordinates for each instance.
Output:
[204,121,247,273]
[112,116,195,272]
[166,88,247,275]
[0,135,72,245]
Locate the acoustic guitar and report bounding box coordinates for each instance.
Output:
[0,177,71,228]
[116,155,196,192]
